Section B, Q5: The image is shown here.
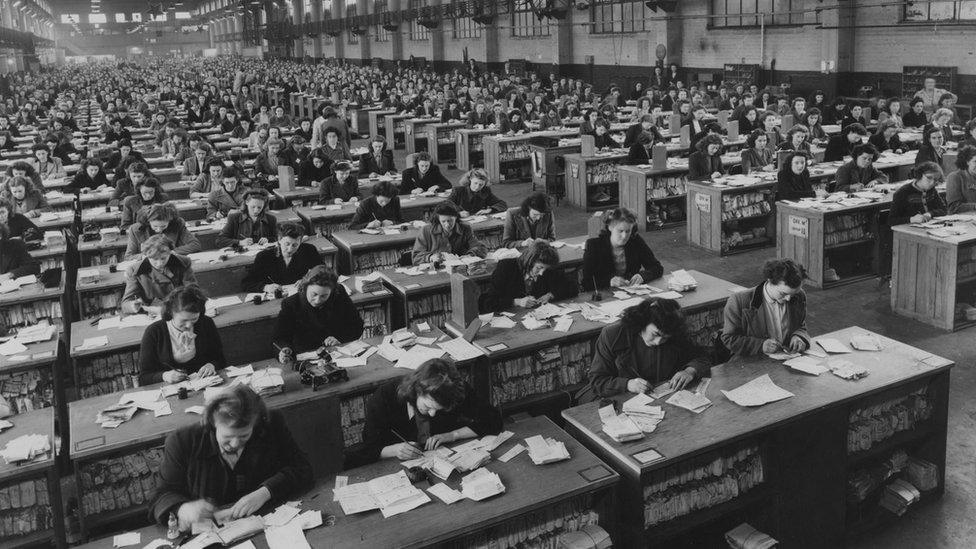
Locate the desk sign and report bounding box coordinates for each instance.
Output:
[788,215,809,238]
[633,448,665,464]
[695,193,711,213]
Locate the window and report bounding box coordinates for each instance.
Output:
[89,13,107,24]
[512,2,550,37]
[590,0,650,33]
[115,13,127,23]
[60,14,80,24]
[905,0,976,21]
[374,0,391,41]
[409,0,431,40]
[132,13,143,22]
[453,15,482,39]
[175,11,192,20]
[150,13,167,22]
[346,0,358,44]
[710,0,814,27]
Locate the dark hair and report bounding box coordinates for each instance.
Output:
[955,145,976,171]
[145,202,177,223]
[620,298,687,338]
[299,264,339,296]
[128,161,149,175]
[396,358,467,411]
[780,151,810,173]
[162,284,208,321]
[746,129,767,148]
[415,151,432,163]
[696,134,723,153]
[118,138,132,148]
[786,124,809,139]
[517,240,559,272]
[277,221,306,239]
[30,143,48,153]
[923,125,944,142]
[851,143,879,161]
[965,119,976,135]
[221,166,240,180]
[204,384,268,430]
[370,134,387,148]
[324,127,339,137]
[845,123,867,136]
[909,97,924,107]
[806,107,822,118]
[520,192,550,216]
[204,158,225,171]
[243,188,269,203]
[371,180,398,198]
[763,258,806,288]
[5,175,31,190]
[603,207,638,229]
[433,201,461,219]
[912,161,944,180]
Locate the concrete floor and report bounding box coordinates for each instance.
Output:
[423,148,975,548]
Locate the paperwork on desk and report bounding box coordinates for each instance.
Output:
[0,274,37,293]
[665,390,713,413]
[726,523,778,549]
[722,374,794,407]
[0,433,50,464]
[0,339,28,357]
[816,338,852,354]
[111,532,140,547]
[460,468,506,501]
[525,435,570,465]
[333,470,432,518]
[11,322,56,345]
[784,356,830,376]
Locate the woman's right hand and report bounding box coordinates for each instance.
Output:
[177,499,215,531]
[514,296,538,308]
[162,370,188,384]
[366,220,381,229]
[762,339,782,354]
[627,378,651,394]
[910,214,926,223]
[396,442,424,461]
[610,276,628,288]
[278,347,294,364]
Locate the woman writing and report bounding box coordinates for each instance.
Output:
[273,265,364,361]
[215,189,278,249]
[688,134,725,182]
[359,135,397,176]
[479,241,579,313]
[501,192,556,248]
[412,202,487,265]
[120,177,167,231]
[138,285,226,385]
[740,130,775,175]
[582,207,664,290]
[946,145,976,214]
[121,234,197,315]
[890,161,946,225]
[242,222,323,293]
[577,298,711,402]
[448,168,508,217]
[124,203,201,259]
[348,180,403,230]
[776,152,816,201]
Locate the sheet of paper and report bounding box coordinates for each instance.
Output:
[817,338,851,354]
[185,405,205,415]
[263,504,301,527]
[633,449,664,464]
[438,336,484,361]
[497,444,525,463]
[489,316,516,329]
[648,383,675,400]
[111,532,140,547]
[76,336,108,350]
[395,345,446,370]
[96,316,121,330]
[264,522,311,549]
[297,510,322,530]
[553,316,574,333]
[334,356,368,368]
[225,365,254,377]
[784,356,829,376]
[721,374,795,407]
[427,483,465,504]
[0,340,28,356]
[665,390,712,413]
[118,314,153,329]
[521,316,548,330]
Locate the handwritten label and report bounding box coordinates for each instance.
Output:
[788,215,809,238]
[695,193,711,213]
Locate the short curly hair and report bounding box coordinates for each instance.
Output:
[763,258,806,288]
[955,145,976,171]
[396,358,467,411]
[620,297,687,338]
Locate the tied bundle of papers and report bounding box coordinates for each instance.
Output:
[355,272,384,293]
[460,468,505,501]
[249,368,285,397]
[668,270,698,292]
[600,405,643,443]
[725,523,778,549]
[828,359,869,380]
[622,393,666,432]
[666,390,712,413]
[333,470,431,518]
[722,375,794,407]
[0,434,50,464]
[525,435,570,465]
[879,479,921,516]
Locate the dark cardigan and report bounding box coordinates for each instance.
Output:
[359,150,397,175]
[687,151,724,182]
[447,185,508,214]
[576,321,711,403]
[0,238,40,277]
[241,242,323,292]
[581,230,664,290]
[138,315,227,385]
[272,286,364,353]
[150,410,312,525]
[889,182,947,226]
[776,168,816,201]
[346,381,503,468]
[478,258,579,313]
[348,195,403,230]
[399,165,451,194]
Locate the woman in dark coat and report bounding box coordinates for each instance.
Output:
[776,152,816,201]
[241,222,323,292]
[348,180,404,230]
[688,134,725,182]
[582,207,664,290]
[272,265,364,360]
[479,241,579,313]
[447,168,508,217]
[359,135,397,175]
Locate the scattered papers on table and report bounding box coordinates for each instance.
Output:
[249,368,284,397]
[553,316,574,333]
[850,335,882,351]
[648,382,675,400]
[531,303,567,320]
[438,336,484,361]
[336,340,371,357]
[784,356,829,376]
[0,340,28,356]
[722,374,794,407]
[597,297,643,318]
[13,322,56,345]
[520,316,548,330]
[334,470,431,518]
[394,345,445,370]
[666,390,712,413]
[621,393,666,433]
[525,435,570,465]
[460,468,505,501]
[489,316,516,329]
[498,444,526,462]
[828,358,869,380]
[601,412,644,443]
[0,433,50,464]
[263,504,301,528]
[265,522,311,549]
[96,403,138,428]
[427,483,464,504]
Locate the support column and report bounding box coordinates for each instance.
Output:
[331,0,344,61]
[311,0,323,58]
[292,0,304,58]
[482,17,500,73]
[821,2,855,96]
[426,0,445,70]
[549,8,573,75]
[357,0,370,63]
[389,0,403,62]
[233,14,244,54]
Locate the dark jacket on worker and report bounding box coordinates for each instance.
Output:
[889,181,947,226]
[241,242,323,292]
[215,210,278,249]
[721,284,810,356]
[0,238,40,277]
[479,257,579,313]
[348,195,403,230]
[447,185,507,215]
[272,285,364,353]
[400,164,451,194]
[138,316,227,386]
[581,230,664,291]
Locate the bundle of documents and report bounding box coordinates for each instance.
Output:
[722,375,794,407]
[249,367,284,397]
[879,479,921,516]
[336,340,371,357]
[118,389,171,417]
[448,447,491,474]
[0,275,37,293]
[850,335,883,351]
[333,470,431,518]
[600,408,644,443]
[355,272,385,293]
[531,303,569,321]
[783,356,829,376]
[725,523,778,549]
[525,435,570,464]
[438,336,484,361]
[667,270,698,292]
[488,248,521,261]
[906,457,939,491]
[161,374,224,398]
[622,393,666,433]
[460,468,506,501]
[390,329,417,348]
[828,359,869,380]
[0,433,50,464]
[95,403,138,428]
[12,322,56,344]
[666,390,713,413]
[43,230,64,248]
[402,448,458,480]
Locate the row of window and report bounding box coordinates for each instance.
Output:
[60,12,192,25]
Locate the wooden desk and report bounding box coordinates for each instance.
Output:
[891,219,976,331]
[403,117,439,156]
[426,121,467,166]
[330,218,505,275]
[75,236,338,319]
[384,113,414,150]
[445,269,735,417]
[686,176,778,256]
[0,335,59,417]
[75,416,617,549]
[564,151,630,211]
[367,109,396,143]
[379,235,588,330]
[0,408,66,548]
[528,141,580,199]
[456,128,499,171]
[295,192,440,237]
[562,326,952,547]
[482,131,578,185]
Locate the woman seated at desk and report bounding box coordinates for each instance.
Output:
[318,128,353,163]
[891,161,947,225]
[448,168,508,217]
[577,298,711,403]
[242,222,322,293]
[740,130,775,175]
[347,358,502,467]
[582,207,664,290]
[960,119,976,150]
[625,132,656,165]
[5,161,43,193]
[318,161,360,205]
[0,222,39,280]
[479,240,578,313]
[946,146,976,214]
[121,234,197,315]
[349,180,403,230]
[215,188,278,249]
[776,125,812,155]
[412,202,488,265]
[151,384,312,531]
[869,120,905,153]
[758,112,784,149]
[138,285,226,385]
[923,108,955,146]
[688,134,726,182]
[273,265,364,361]
[207,166,249,218]
[298,149,333,188]
[502,192,555,248]
[66,158,110,194]
[736,107,760,135]
[359,135,397,176]
[0,131,15,154]
[124,203,201,260]
[914,126,946,168]
[592,119,621,150]
[1,176,48,218]
[776,152,816,201]
[190,158,226,197]
[721,258,810,357]
[112,162,156,202]
[400,152,452,195]
[181,142,213,179]
[903,98,929,129]
[841,104,868,130]
[121,176,167,231]
[28,143,66,181]
[835,144,889,193]
[804,109,827,142]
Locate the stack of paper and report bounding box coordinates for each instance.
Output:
[783,356,829,376]
[460,468,505,501]
[531,303,568,320]
[725,523,778,549]
[601,412,644,443]
[13,322,56,345]
[427,483,465,505]
[336,340,371,357]
[355,272,384,293]
[447,448,491,473]
[438,336,484,361]
[0,340,28,357]
[906,457,939,491]
[525,435,570,464]
[597,297,644,319]
[559,525,613,549]
[394,345,445,370]
[249,368,284,397]
[95,403,138,428]
[667,270,698,292]
[817,338,851,354]
[334,471,431,518]
[621,393,666,432]
[118,390,171,417]
[665,390,713,413]
[850,335,883,351]
[75,335,109,351]
[520,316,549,330]
[829,359,869,380]
[879,479,921,516]
[0,433,50,464]
[205,295,243,315]
[722,375,794,407]
[488,248,521,260]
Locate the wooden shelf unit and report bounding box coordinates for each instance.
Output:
[686,180,777,256]
[564,152,629,211]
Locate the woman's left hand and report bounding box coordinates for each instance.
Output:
[198,363,216,377]
[322,336,341,347]
[669,368,696,390]
[230,486,271,519]
[628,274,644,286]
[425,432,454,450]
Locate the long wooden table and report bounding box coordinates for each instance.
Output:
[562,326,952,547]
[294,192,443,237]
